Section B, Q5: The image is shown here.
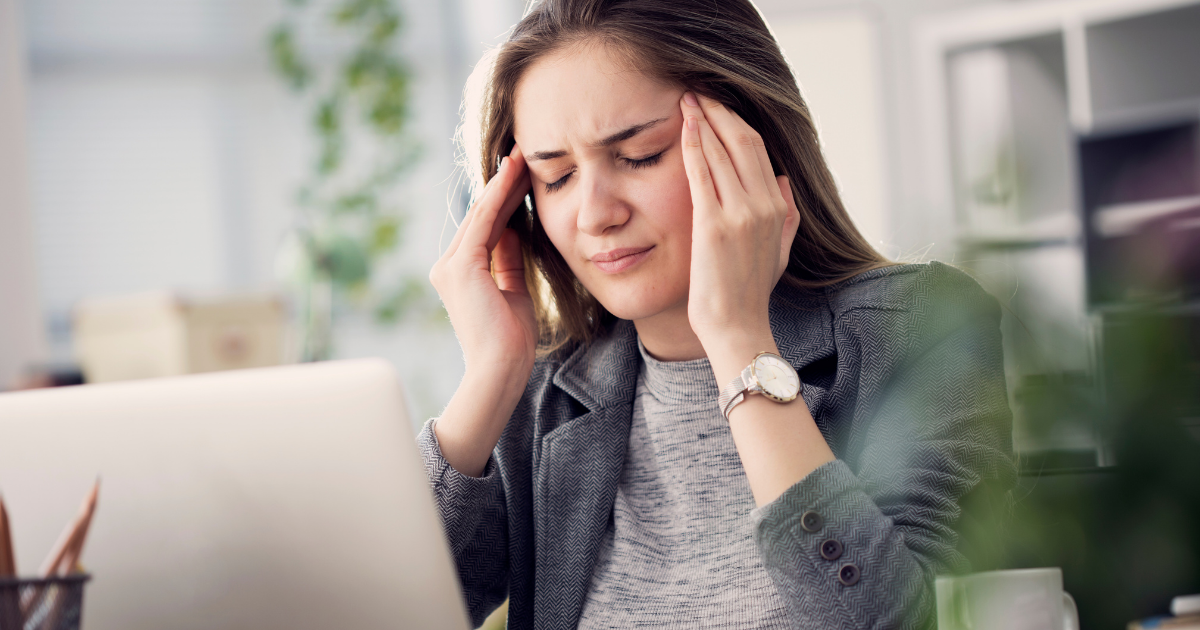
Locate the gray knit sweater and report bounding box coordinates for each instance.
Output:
[576,340,790,628]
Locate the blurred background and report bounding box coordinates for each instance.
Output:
[1,0,1198,628]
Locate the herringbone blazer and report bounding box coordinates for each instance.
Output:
[418,261,1016,629]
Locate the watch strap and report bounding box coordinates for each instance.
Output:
[717,365,756,420]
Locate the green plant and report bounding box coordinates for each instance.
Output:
[268,0,434,361]
[958,308,1200,628]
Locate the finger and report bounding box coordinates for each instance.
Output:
[778,175,799,220]
[680,93,745,207]
[685,92,770,201]
[756,136,785,212]
[679,112,721,218]
[444,150,514,259]
[486,153,531,252]
[492,228,529,296]
[777,175,800,278]
[461,147,528,257]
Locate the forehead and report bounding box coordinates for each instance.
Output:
[512,43,678,147]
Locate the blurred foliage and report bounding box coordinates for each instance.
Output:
[959,308,1200,629]
[268,0,441,361]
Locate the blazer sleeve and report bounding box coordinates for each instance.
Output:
[750,269,1017,629]
[417,417,509,626]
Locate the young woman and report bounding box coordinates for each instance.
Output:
[421,0,1015,627]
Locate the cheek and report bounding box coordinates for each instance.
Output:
[532,198,581,262]
[633,156,694,236]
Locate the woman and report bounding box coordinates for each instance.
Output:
[421,0,1015,628]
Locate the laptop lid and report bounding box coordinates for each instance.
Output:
[0,359,470,630]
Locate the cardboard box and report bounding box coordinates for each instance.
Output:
[74,293,286,383]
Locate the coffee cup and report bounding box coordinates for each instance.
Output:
[935,567,1079,630]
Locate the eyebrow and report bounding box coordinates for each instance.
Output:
[525,117,670,162]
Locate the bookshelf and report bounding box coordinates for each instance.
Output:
[915,0,1200,468]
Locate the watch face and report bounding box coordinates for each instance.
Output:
[753,354,800,401]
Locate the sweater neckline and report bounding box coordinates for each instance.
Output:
[636,337,720,404]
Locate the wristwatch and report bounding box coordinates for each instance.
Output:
[717,352,801,419]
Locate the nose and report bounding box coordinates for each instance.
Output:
[575,168,631,237]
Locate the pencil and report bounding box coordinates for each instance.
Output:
[38,479,99,578]
[0,494,15,577]
[1,494,21,629]
[22,480,100,622]
[59,487,98,576]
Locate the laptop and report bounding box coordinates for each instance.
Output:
[0,359,470,630]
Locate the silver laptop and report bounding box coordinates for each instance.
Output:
[0,359,470,630]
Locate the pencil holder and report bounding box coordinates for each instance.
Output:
[0,575,90,630]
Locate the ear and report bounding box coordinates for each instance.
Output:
[776,175,799,281]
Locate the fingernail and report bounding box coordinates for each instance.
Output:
[684,91,699,107]
[687,116,697,131]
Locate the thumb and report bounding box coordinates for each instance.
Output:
[492,228,529,295]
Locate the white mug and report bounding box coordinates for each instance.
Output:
[935,568,1080,630]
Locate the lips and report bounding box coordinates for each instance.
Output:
[591,246,654,273]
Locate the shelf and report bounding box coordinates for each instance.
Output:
[948,33,1075,230]
[1092,195,1200,237]
[1092,300,1200,315]
[1080,121,1200,305]
[920,0,1200,461]
[958,213,1081,248]
[1079,120,1199,209]
[1086,3,1200,124]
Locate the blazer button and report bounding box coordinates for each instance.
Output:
[820,539,843,561]
[800,511,823,532]
[838,563,861,586]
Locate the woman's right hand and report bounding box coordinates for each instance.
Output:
[431,144,536,378]
[428,145,535,476]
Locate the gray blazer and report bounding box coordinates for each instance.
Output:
[418,261,1016,629]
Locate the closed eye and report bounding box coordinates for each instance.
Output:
[624,150,665,170]
[542,150,666,194]
[545,170,574,193]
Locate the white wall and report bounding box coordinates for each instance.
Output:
[756,0,998,261]
[773,9,891,251]
[19,0,524,423]
[0,0,46,388]
[25,0,299,363]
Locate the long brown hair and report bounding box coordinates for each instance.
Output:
[468,0,890,351]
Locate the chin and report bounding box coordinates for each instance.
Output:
[592,286,685,322]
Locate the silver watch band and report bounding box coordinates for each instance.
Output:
[717,365,755,420]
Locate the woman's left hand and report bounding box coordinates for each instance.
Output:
[679,91,800,360]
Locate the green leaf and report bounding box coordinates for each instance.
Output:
[267,24,311,91]
[272,0,423,331]
[370,216,401,253]
[370,15,399,43]
[315,96,341,136]
[333,0,368,25]
[324,236,370,287]
[334,191,376,214]
[317,137,342,175]
[374,277,425,324]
